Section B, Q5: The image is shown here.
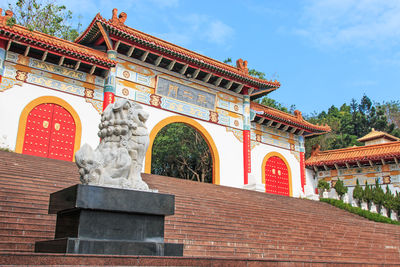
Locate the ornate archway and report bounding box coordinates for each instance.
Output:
[262,152,292,196]
[15,96,82,161]
[145,116,220,184]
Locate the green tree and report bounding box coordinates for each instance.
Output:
[383,185,395,215]
[353,179,363,206]
[151,123,212,183]
[317,179,330,192]
[8,0,81,41]
[372,179,385,212]
[334,178,348,200]
[363,182,373,209]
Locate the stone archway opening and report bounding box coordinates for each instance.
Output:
[151,122,213,183]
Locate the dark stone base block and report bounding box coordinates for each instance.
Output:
[34,184,183,256]
[35,238,183,256]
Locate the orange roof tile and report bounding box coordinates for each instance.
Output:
[251,102,331,134]
[0,11,115,68]
[305,141,400,166]
[76,12,280,90]
[357,128,400,142]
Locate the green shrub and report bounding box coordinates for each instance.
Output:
[372,179,385,212]
[363,181,373,208]
[334,178,348,200]
[320,198,400,225]
[353,179,363,206]
[317,180,330,191]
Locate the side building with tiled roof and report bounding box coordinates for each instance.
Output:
[306,129,400,198]
[0,9,329,197]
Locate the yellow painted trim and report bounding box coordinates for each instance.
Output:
[145,116,220,185]
[15,96,82,162]
[261,152,293,197]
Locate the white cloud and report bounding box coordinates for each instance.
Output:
[205,20,234,45]
[295,0,400,49]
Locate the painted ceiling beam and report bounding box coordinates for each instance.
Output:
[235,84,244,94]
[395,158,399,165]
[266,120,273,127]
[381,159,386,165]
[214,77,223,87]
[258,117,265,124]
[24,45,30,56]
[334,163,339,170]
[192,68,200,79]
[114,40,121,51]
[323,165,328,171]
[275,122,282,129]
[357,161,362,168]
[225,80,233,90]
[90,65,96,75]
[248,88,255,94]
[282,125,289,132]
[369,160,374,167]
[41,50,48,61]
[6,40,12,51]
[345,162,350,169]
[58,56,65,66]
[298,129,305,135]
[290,127,298,134]
[154,55,163,66]
[140,50,149,61]
[313,166,318,172]
[127,46,135,57]
[74,61,81,70]
[180,64,189,74]
[167,60,176,71]
[203,73,212,83]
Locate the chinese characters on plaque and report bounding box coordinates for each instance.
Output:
[156,77,216,110]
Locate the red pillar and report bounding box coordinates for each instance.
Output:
[242,88,251,185]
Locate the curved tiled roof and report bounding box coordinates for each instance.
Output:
[76,13,280,89]
[305,141,400,166]
[357,128,400,142]
[251,102,331,134]
[0,13,115,68]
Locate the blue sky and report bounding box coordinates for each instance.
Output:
[7,0,400,115]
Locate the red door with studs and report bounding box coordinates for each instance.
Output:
[22,103,76,161]
[265,156,289,196]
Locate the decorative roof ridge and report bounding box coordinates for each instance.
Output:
[310,140,400,156]
[76,11,280,88]
[250,102,331,132]
[357,128,400,142]
[0,10,115,67]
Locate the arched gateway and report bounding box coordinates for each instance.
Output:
[0,9,330,196]
[262,152,292,196]
[145,116,220,184]
[15,96,82,161]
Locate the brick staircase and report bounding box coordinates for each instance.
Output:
[0,150,399,266]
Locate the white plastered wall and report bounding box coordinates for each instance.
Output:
[0,83,101,151]
[251,143,302,197]
[142,104,244,188]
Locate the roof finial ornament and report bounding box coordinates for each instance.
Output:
[294,110,303,120]
[110,8,127,26]
[236,58,249,75]
[311,144,321,157]
[0,8,14,26]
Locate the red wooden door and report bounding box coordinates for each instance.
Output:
[22,103,76,161]
[265,156,289,196]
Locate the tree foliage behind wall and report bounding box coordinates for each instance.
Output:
[305,95,400,157]
[8,0,81,41]
[151,123,213,183]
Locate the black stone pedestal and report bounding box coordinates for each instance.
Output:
[34,184,183,256]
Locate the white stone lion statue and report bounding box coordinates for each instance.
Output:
[75,99,151,191]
